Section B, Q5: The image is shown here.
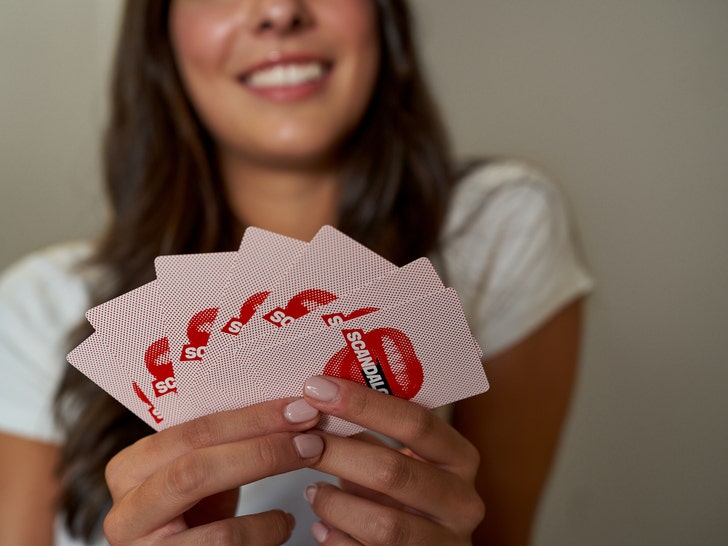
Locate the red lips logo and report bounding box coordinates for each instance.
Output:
[263,288,337,327]
[180,307,219,361]
[321,307,379,327]
[324,328,424,399]
[221,291,271,336]
[133,381,163,424]
[144,337,176,397]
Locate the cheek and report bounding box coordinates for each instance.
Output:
[320,0,380,72]
[321,0,381,119]
[169,1,240,74]
[327,0,379,36]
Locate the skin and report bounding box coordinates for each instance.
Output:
[459,299,583,545]
[169,0,380,242]
[98,383,486,545]
[0,434,58,545]
[0,302,581,545]
[0,0,586,544]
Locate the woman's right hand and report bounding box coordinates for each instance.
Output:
[103,397,323,545]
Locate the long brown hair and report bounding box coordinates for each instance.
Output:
[54,0,453,540]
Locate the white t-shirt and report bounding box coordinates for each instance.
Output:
[0,161,593,545]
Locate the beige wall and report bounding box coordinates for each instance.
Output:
[2,1,727,544]
[0,0,121,269]
[415,2,728,544]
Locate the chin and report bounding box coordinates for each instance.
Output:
[243,145,337,172]
[256,134,351,168]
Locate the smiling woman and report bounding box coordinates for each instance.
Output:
[0,1,592,545]
[170,0,380,168]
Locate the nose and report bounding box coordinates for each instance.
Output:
[250,0,313,34]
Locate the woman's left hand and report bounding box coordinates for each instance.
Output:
[300,376,485,545]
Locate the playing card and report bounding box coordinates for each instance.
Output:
[202,228,307,366]
[70,225,489,435]
[238,288,489,436]
[86,281,187,425]
[189,228,307,412]
[203,226,397,410]
[236,257,444,364]
[154,250,238,404]
[242,225,397,346]
[67,332,166,431]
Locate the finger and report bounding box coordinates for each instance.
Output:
[310,434,483,532]
[306,482,454,545]
[183,488,240,527]
[339,477,403,511]
[159,510,295,546]
[108,433,323,542]
[304,376,479,476]
[106,397,320,497]
[311,521,362,545]
[338,438,405,511]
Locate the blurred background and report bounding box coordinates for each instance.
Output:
[1,1,727,544]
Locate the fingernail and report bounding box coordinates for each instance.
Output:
[304,484,317,504]
[305,376,339,402]
[285,512,295,527]
[312,521,330,543]
[284,399,319,423]
[293,434,324,458]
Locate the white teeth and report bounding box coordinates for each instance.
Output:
[247,63,325,88]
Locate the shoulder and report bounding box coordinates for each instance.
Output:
[2,240,95,283]
[0,241,96,442]
[440,159,574,283]
[439,160,593,357]
[443,159,564,241]
[0,241,96,320]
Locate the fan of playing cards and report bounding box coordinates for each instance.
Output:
[68,226,489,436]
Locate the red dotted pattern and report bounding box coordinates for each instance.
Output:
[67,333,165,431]
[154,251,237,410]
[67,227,488,436]
[243,288,488,437]
[242,226,396,345]
[192,229,307,413]
[233,257,445,373]
[84,281,186,426]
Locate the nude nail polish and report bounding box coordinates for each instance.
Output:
[293,434,324,458]
[312,521,330,542]
[304,376,339,401]
[284,399,319,423]
[304,484,317,504]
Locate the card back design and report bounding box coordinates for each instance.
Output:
[85,281,188,425]
[67,333,165,430]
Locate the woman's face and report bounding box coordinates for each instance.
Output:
[170,0,380,170]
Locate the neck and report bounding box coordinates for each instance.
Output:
[221,154,341,242]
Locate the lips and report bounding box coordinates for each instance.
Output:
[237,56,332,100]
[133,381,163,424]
[263,289,338,327]
[222,291,271,335]
[144,337,174,382]
[236,291,271,324]
[324,327,424,400]
[243,61,330,88]
[185,307,219,347]
[291,288,338,316]
[321,306,379,326]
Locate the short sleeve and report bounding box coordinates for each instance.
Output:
[0,242,93,443]
[440,161,594,358]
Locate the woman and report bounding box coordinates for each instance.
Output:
[0,0,592,544]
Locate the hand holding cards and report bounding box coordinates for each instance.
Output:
[68,226,489,435]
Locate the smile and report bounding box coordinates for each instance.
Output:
[237,57,333,101]
[245,62,329,89]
